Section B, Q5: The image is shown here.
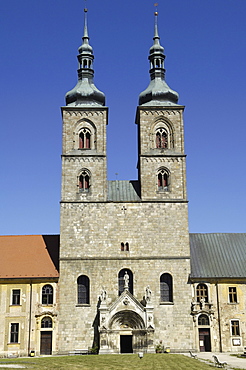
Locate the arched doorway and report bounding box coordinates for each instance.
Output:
[40,317,53,355]
[108,310,146,354]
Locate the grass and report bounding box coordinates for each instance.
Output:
[0,353,216,370]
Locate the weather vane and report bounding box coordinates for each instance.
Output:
[154,3,158,15]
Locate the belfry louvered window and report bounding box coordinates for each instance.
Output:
[160,273,173,302]
[77,275,90,304]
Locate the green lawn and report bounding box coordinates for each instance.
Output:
[0,353,216,370]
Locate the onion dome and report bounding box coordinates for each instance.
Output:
[139,12,179,106]
[65,9,105,107]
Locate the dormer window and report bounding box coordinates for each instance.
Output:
[79,128,91,149]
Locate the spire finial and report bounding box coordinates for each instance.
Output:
[154,2,158,15]
[154,4,160,40]
[138,7,179,106]
[83,5,89,39]
[65,1,106,107]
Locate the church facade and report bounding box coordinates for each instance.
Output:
[58,9,193,354]
[1,10,246,358]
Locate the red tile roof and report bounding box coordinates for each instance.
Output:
[0,235,59,278]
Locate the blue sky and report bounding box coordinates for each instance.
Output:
[0,0,246,235]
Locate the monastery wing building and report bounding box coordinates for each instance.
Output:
[0,9,246,358]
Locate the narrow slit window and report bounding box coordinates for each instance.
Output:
[77,275,90,304]
[160,273,173,302]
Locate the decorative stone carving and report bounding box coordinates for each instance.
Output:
[143,110,181,117]
[65,110,104,117]
[123,297,129,306]
[100,287,107,302]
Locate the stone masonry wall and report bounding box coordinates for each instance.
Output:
[58,258,193,353]
[60,202,190,259]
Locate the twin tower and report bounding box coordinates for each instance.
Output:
[59,9,193,354]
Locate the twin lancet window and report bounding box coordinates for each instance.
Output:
[156,128,168,149]
[79,128,91,149]
[79,171,90,192]
[158,169,169,192]
[77,125,172,194]
[121,242,129,251]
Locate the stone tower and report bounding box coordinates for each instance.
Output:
[58,10,193,354]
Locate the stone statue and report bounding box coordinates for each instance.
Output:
[145,285,152,302]
[200,297,205,310]
[124,271,129,289]
[101,286,107,302]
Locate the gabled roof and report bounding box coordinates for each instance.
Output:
[0,235,59,279]
[190,233,246,279]
[108,180,140,201]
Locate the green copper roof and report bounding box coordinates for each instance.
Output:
[107,181,140,202]
[139,12,179,106]
[190,233,246,279]
[65,9,105,107]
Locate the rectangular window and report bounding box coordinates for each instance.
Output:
[229,287,237,303]
[12,289,21,305]
[10,323,19,343]
[231,320,240,336]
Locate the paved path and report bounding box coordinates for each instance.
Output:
[183,352,246,369]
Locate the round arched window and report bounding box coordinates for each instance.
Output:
[41,316,52,328]
[198,314,209,326]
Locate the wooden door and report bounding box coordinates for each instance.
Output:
[40,331,52,355]
[199,328,211,352]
